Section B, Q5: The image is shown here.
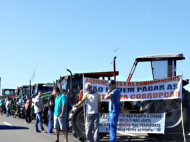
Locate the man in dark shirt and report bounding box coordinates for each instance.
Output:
[48,93,55,134]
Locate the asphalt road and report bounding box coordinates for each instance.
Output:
[0,115,189,142]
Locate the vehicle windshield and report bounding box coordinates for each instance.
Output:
[4,90,15,97]
[67,77,83,94]
[34,85,53,95]
[130,62,153,82]
[151,60,175,80]
[19,88,29,96]
[61,79,68,90]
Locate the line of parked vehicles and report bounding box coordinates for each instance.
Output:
[0,53,190,142]
[0,83,54,125]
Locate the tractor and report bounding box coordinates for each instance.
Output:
[10,85,29,118]
[55,53,189,141]
[126,53,190,141]
[0,89,16,114]
[31,83,54,125]
[55,70,118,140]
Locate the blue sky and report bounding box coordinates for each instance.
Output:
[0,0,189,92]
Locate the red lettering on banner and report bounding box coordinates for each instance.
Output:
[161,79,165,83]
[164,92,169,98]
[142,94,146,99]
[128,82,135,86]
[175,91,180,97]
[136,94,141,99]
[86,78,92,83]
[136,82,139,86]
[124,82,127,86]
[177,76,180,81]
[159,92,163,98]
[153,93,158,98]
[117,82,123,87]
[124,95,128,100]
[120,95,128,100]
[130,94,135,99]
[170,91,174,97]
[147,93,152,98]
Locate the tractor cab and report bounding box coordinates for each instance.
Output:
[127,53,189,85]
[59,71,119,94]
[32,83,54,96]
[2,89,16,100]
[16,85,29,96]
[58,71,119,105]
[14,85,29,102]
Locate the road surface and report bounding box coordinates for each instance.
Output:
[0,115,189,142]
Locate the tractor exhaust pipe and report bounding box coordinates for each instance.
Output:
[67,69,72,91]
[29,80,31,96]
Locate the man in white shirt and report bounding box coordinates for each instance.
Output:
[5,97,10,117]
[34,91,45,133]
[74,83,101,142]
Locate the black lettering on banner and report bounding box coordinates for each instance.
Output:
[98,87,103,92]
[93,86,97,92]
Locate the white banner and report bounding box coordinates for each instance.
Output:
[99,113,165,134]
[83,75,182,101]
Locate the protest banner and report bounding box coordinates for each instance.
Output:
[99,113,165,134]
[83,75,182,101]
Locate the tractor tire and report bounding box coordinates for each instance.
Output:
[69,105,86,141]
[20,105,25,119]
[69,102,109,142]
[146,92,190,141]
[11,110,15,116]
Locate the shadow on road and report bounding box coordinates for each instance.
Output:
[0,125,29,130]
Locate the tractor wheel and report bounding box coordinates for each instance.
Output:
[147,98,190,141]
[69,105,86,141]
[11,110,15,116]
[20,106,25,119]
[69,102,109,142]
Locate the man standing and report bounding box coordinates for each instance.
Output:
[105,80,121,142]
[74,83,101,142]
[34,91,45,133]
[5,97,10,117]
[14,95,22,118]
[53,87,68,142]
[25,95,32,123]
[48,93,55,134]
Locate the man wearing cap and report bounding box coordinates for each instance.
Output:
[105,80,121,142]
[74,82,101,142]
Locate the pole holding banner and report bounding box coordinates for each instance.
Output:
[180,73,186,142]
